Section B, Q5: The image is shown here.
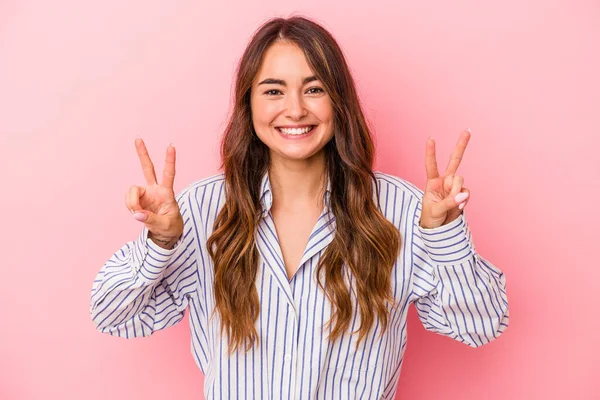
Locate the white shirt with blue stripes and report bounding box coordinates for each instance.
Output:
[90,170,509,399]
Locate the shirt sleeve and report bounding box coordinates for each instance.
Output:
[409,200,509,348]
[89,185,199,338]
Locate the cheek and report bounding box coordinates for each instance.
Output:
[323,106,336,139]
[309,99,334,123]
[252,100,280,127]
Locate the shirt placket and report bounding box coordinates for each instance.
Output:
[286,304,299,399]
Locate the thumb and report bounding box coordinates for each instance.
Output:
[132,209,157,225]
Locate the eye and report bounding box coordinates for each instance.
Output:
[264,89,282,96]
[306,87,325,94]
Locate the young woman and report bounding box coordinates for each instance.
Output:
[90,16,509,399]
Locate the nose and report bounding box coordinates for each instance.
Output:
[284,92,308,120]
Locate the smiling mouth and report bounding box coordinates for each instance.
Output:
[275,125,317,136]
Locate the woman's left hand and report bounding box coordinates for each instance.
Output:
[419,129,472,229]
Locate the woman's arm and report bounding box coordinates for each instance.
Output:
[89,186,199,338]
[409,205,509,348]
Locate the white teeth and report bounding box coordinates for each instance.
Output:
[279,126,313,135]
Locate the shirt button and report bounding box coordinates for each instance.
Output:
[284,354,292,362]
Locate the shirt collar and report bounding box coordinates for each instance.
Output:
[259,170,332,218]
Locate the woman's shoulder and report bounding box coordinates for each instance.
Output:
[372,170,424,200]
[176,172,226,202]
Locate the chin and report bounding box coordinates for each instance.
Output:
[271,146,325,161]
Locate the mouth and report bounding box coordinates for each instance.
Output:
[275,125,317,139]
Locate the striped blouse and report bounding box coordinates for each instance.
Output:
[90,170,509,399]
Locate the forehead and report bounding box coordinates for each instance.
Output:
[255,41,315,81]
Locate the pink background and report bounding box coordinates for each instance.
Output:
[1,0,598,399]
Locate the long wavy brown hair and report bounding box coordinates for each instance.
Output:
[206,16,401,355]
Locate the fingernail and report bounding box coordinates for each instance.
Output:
[459,202,466,210]
[465,128,471,133]
[133,211,147,222]
[169,142,174,147]
[455,192,469,203]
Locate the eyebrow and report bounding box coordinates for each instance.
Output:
[257,76,319,86]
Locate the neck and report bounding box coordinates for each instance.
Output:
[268,152,328,211]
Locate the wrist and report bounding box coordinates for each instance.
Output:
[149,232,180,250]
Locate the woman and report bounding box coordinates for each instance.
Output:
[90,16,509,399]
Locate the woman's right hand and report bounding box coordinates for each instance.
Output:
[125,138,184,250]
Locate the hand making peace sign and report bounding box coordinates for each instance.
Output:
[419,129,472,229]
[125,138,184,249]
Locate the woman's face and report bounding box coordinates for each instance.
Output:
[250,41,335,163]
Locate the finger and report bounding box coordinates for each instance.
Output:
[161,143,176,189]
[445,129,471,175]
[425,136,440,179]
[135,138,158,185]
[132,208,157,225]
[442,176,467,210]
[126,185,146,213]
[443,174,454,194]
[450,175,464,197]
[126,187,156,225]
[458,188,470,210]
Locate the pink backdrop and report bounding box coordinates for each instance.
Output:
[1,0,598,399]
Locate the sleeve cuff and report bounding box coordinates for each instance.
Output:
[417,212,475,264]
[131,226,182,282]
